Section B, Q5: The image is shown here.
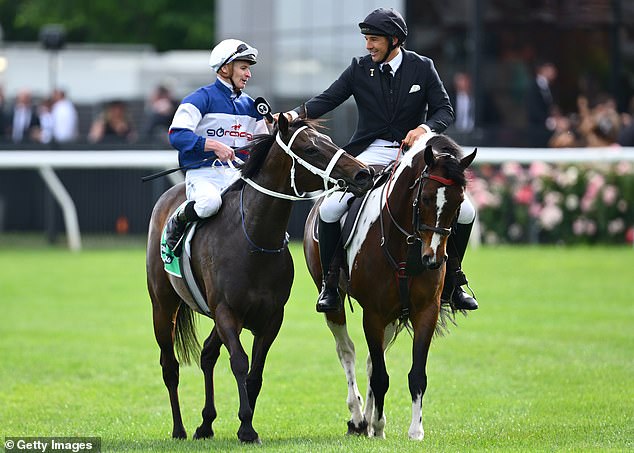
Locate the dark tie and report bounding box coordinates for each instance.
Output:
[382,64,393,80]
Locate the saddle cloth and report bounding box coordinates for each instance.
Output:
[160,214,211,316]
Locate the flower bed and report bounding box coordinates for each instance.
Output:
[469,161,634,244]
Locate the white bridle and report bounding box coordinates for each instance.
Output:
[240,125,349,201]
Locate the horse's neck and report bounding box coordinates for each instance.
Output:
[385,162,418,220]
[242,161,295,241]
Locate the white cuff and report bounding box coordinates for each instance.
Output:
[287,110,300,120]
[419,124,432,134]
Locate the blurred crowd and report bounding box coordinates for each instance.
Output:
[0,70,633,149]
[0,84,177,147]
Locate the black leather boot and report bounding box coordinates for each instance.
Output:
[165,201,199,256]
[442,220,478,311]
[316,219,343,313]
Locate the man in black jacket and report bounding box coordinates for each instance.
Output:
[284,8,478,313]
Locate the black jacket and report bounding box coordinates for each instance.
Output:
[296,49,454,156]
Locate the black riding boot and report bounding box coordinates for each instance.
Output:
[165,201,200,256]
[316,219,343,313]
[442,220,478,311]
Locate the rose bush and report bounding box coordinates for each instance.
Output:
[469,161,634,244]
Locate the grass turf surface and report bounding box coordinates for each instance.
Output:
[1,243,632,452]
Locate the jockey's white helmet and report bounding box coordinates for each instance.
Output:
[209,39,258,73]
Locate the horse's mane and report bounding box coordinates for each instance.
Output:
[426,134,468,187]
[227,118,324,191]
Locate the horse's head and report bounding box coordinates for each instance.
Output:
[410,135,476,270]
[274,114,373,197]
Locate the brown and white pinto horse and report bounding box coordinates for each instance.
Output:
[304,134,476,440]
[146,115,372,443]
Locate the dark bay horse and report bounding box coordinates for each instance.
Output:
[146,114,372,443]
[303,134,476,440]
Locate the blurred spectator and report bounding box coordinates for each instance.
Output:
[547,107,578,148]
[88,100,136,143]
[617,97,634,146]
[526,61,558,147]
[141,84,177,142]
[37,97,54,144]
[576,94,620,147]
[0,86,7,140]
[51,89,79,143]
[449,72,475,133]
[9,89,41,143]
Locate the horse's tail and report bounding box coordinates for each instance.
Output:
[387,304,459,348]
[174,303,201,366]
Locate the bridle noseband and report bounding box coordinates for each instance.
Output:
[411,168,456,237]
[241,125,349,200]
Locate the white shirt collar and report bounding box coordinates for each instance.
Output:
[216,76,241,98]
[381,49,403,75]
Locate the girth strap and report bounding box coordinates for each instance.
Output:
[380,244,411,323]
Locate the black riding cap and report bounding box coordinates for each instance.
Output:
[358,8,408,43]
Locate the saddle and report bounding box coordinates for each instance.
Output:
[313,163,395,248]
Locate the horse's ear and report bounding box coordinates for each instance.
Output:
[460,148,477,169]
[423,145,435,166]
[278,110,290,135]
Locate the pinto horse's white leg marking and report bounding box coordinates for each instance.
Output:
[326,319,365,431]
[363,321,398,439]
[408,391,424,440]
[363,353,375,437]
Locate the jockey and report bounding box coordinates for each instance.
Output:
[165,39,269,255]
[282,8,478,313]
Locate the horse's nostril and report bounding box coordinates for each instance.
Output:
[355,168,373,182]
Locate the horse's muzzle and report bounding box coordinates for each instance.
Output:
[421,253,447,270]
[349,168,373,196]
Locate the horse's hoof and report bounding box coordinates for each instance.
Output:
[171,428,187,439]
[346,419,369,436]
[193,426,214,440]
[239,435,261,444]
[237,426,260,444]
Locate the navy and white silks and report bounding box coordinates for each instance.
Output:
[169,77,268,217]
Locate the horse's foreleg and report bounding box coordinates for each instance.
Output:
[407,304,439,441]
[247,309,284,412]
[214,303,259,443]
[152,300,187,439]
[325,312,366,435]
[362,316,397,439]
[193,326,223,440]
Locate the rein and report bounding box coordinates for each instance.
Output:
[378,156,458,321]
[239,186,289,253]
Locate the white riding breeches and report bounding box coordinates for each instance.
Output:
[457,196,476,224]
[185,166,240,218]
[318,140,476,226]
[319,140,402,223]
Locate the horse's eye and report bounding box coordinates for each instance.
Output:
[304,147,319,156]
[421,196,433,207]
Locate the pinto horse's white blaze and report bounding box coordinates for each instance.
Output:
[326,320,365,430]
[408,391,424,440]
[428,186,448,264]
